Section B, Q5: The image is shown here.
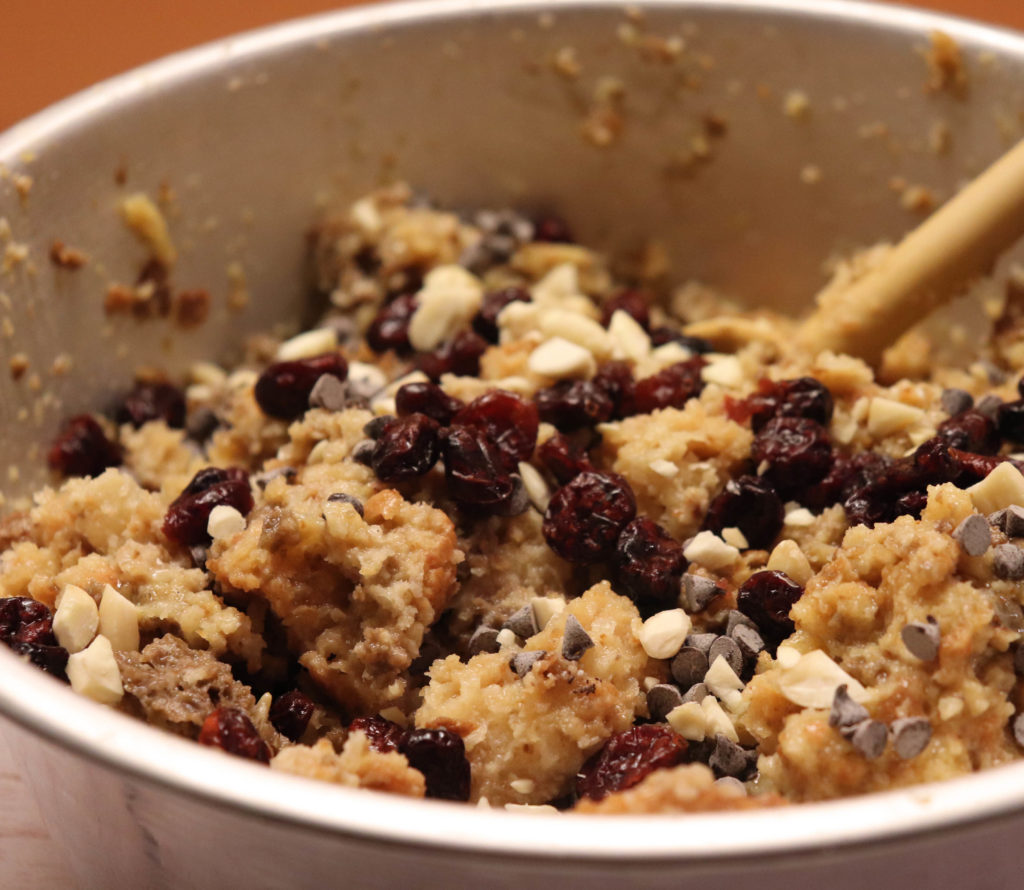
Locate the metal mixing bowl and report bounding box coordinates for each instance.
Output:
[3,2,1024,886]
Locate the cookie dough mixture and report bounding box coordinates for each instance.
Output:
[4,183,1024,813]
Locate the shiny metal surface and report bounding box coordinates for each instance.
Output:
[2,1,1024,887]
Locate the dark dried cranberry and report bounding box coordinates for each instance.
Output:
[254,353,348,420]
[593,360,636,419]
[751,417,833,497]
[452,390,539,468]
[802,451,891,512]
[0,597,68,679]
[163,467,253,547]
[543,471,636,564]
[648,328,713,354]
[736,570,803,651]
[115,381,186,429]
[47,415,122,478]
[535,380,614,431]
[624,359,705,416]
[601,290,651,330]
[8,640,70,677]
[198,707,271,763]
[612,518,687,616]
[998,400,1024,446]
[371,414,441,482]
[399,727,471,801]
[537,433,594,485]
[576,725,687,802]
[939,408,1001,454]
[366,293,418,354]
[702,475,784,550]
[441,426,516,512]
[745,377,834,434]
[416,330,489,381]
[473,286,531,343]
[395,382,464,425]
[350,715,406,753]
[948,448,1024,482]
[269,690,315,742]
[532,215,573,243]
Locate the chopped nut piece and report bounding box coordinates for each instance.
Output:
[776,649,867,709]
[704,655,743,702]
[766,539,813,585]
[53,584,99,654]
[527,337,596,379]
[207,504,247,540]
[276,328,338,361]
[867,397,925,438]
[667,701,706,741]
[683,531,740,570]
[967,462,1024,514]
[638,609,691,660]
[98,584,140,652]
[66,635,124,705]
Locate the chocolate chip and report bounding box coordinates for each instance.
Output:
[901,617,940,661]
[647,683,684,721]
[326,492,364,517]
[671,646,709,688]
[189,545,209,571]
[995,543,1024,581]
[708,636,743,675]
[1004,505,1024,539]
[510,650,546,677]
[940,388,974,416]
[503,605,539,639]
[468,626,500,656]
[989,509,1009,532]
[976,394,1003,421]
[708,734,757,779]
[980,360,1008,385]
[952,514,991,556]
[725,610,758,637]
[352,439,376,465]
[254,465,296,489]
[683,633,717,656]
[829,684,869,730]
[1013,713,1024,748]
[848,719,888,759]
[681,574,720,612]
[731,624,765,663]
[364,415,395,439]
[308,374,350,412]
[562,614,594,661]
[186,406,220,442]
[891,716,932,759]
[680,682,708,704]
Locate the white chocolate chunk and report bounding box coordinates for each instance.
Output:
[98,584,140,652]
[518,462,551,511]
[705,655,744,700]
[701,354,744,388]
[53,584,99,654]
[683,531,740,570]
[275,328,338,361]
[530,596,565,631]
[638,610,692,660]
[66,635,123,706]
[777,649,867,709]
[667,701,707,741]
[608,310,651,362]
[968,462,1024,514]
[867,397,925,438]
[767,540,813,586]
[207,505,246,540]
[409,265,483,351]
[721,527,749,550]
[701,695,739,742]
[527,337,596,379]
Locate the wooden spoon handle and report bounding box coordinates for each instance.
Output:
[798,138,1024,366]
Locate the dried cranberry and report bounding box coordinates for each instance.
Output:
[702,475,784,550]
[751,416,833,497]
[576,725,687,802]
[47,415,122,478]
[536,433,594,485]
[624,359,705,416]
[532,215,573,243]
[0,597,68,679]
[269,690,315,742]
[543,471,636,564]
[350,715,405,753]
[396,382,464,425]
[115,381,186,429]
[371,414,441,482]
[441,426,516,512]
[601,289,651,330]
[535,380,614,431]
[365,293,417,354]
[163,467,253,547]
[611,518,687,616]
[416,330,489,381]
[998,400,1024,446]
[802,451,891,512]
[648,328,713,354]
[399,727,471,801]
[736,570,803,651]
[452,390,539,468]
[593,360,636,419]
[745,377,834,433]
[939,408,1001,454]
[254,353,348,420]
[473,286,530,343]
[198,707,271,764]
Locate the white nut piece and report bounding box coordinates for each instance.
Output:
[527,337,596,379]
[867,397,925,439]
[518,461,551,511]
[530,596,566,630]
[701,695,739,742]
[66,635,124,706]
[539,310,611,358]
[783,506,815,527]
[649,459,678,478]
[776,649,867,709]
[207,504,246,540]
[530,263,579,304]
[275,327,338,361]
[408,265,483,352]
[683,531,740,570]
[767,539,813,586]
[968,462,1024,514]
[607,310,651,362]
[705,654,744,701]
[347,360,388,396]
[721,527,749,550]
[53,584,99,654]
[701,355,744,388]
[638,609,692,659]
[667,701,707,741]
[99,584,140,652]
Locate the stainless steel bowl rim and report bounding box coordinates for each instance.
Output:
[3,0,1024,864]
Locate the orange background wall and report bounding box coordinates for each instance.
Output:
[3,1,1024,131]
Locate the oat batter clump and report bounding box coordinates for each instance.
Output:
[5,184,1024,813]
